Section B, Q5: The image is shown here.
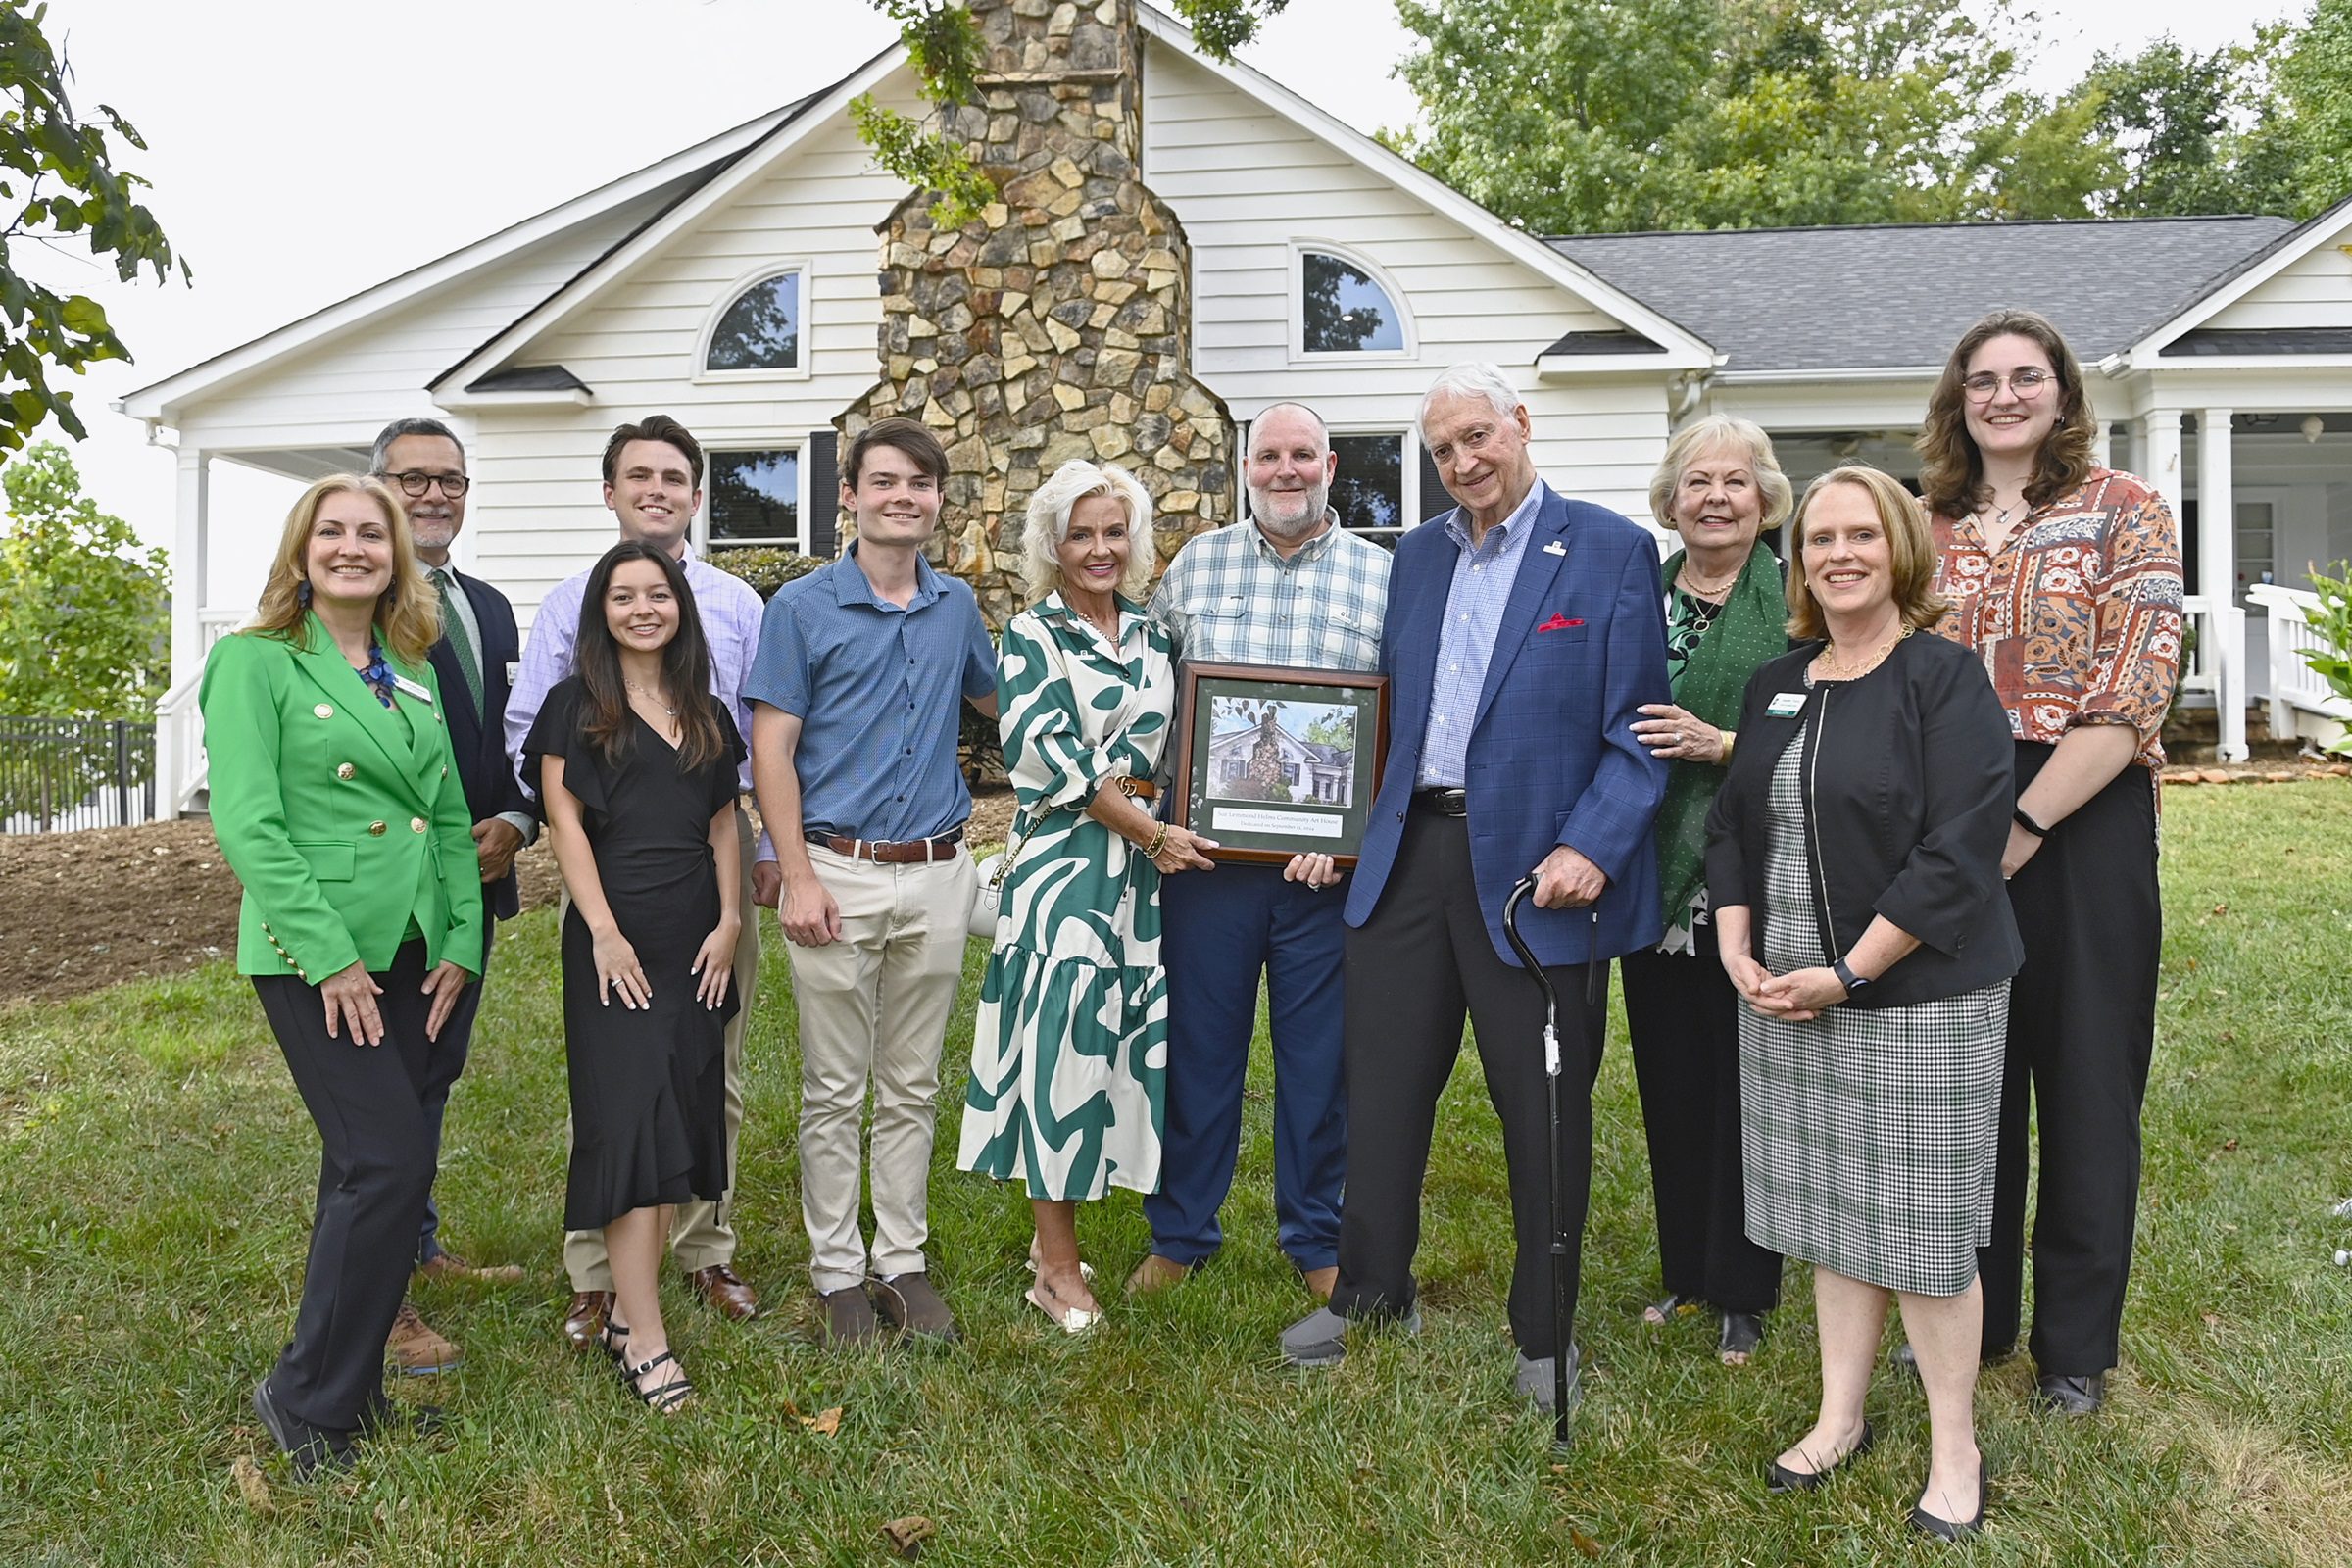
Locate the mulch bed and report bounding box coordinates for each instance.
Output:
[0,783,1021,1008]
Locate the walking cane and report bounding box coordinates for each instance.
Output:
[1502,874,1577,1450]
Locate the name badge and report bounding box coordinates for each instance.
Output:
[392,672,434,704]
[1766,691,1808,718]
[505,661,522,683]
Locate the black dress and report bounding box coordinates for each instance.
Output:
[525,677,744,1232]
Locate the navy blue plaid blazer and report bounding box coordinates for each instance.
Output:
[1346,482,1671,967]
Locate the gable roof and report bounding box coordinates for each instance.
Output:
[1547,216,2293,377]
[1130,6,1717,372]
[114,96,822,424]
[2119,187,2352,367]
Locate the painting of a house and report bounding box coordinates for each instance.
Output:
[1205,701,1355,808]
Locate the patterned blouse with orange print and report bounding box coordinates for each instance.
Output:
[1930,467,2186,773]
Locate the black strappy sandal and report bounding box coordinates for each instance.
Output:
[623,1349,695,1414]
[597,1317,631,1365]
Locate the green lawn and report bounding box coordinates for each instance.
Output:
[3,782,2350,1565]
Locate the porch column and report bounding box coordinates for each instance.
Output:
[2140,408,2184,519]
[2197,408,2246,760]
[171,446,210,685]
[2091,418,2113,469]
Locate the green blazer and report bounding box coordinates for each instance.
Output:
[199,614,485,982]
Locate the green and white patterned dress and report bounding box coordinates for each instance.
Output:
[958,592,1173,1201]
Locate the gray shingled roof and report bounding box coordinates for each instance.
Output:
[1545,216,2294,372]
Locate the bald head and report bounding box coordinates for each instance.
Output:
[1246,403,1337,543]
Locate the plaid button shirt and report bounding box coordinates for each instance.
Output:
[1149,512,1392,673]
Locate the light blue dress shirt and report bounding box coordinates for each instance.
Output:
[1416,480,1546,788]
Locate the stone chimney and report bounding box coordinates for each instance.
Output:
[837,0,1233,625]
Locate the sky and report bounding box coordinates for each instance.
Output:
[17,0,2314,576]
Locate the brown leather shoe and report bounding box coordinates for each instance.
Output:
[873,1272,960,1342]
[417,1249,525,1286]
[820,1284,885,1348]
[1300,1265,1338,1302]
[1125,1253,1192,1297]
[385,1301,462,1375]
[562,1289,615,1351]
[687,1263,760,1321]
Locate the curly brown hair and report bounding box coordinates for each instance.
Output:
[1916,308,2099,521]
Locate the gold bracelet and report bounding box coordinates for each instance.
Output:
[1719,729,1736,763]
[1143,823,1170,860]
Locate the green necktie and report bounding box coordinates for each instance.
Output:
[433,569,485,716]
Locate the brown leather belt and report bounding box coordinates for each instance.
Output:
[1115,776,1158,802]
[823,829,964,863]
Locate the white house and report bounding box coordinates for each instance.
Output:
[118,1,2352,812]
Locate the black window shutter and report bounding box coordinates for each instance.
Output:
[808,430,840,558]
[1418,445,1452,522]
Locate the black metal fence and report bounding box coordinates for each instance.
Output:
[0,716,159,834]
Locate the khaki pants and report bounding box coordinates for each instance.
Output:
[788,843,975,1295]
[564,807,758,1290]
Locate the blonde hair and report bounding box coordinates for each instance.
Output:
[1647,415,1793,535]
[1018,460,1156,603]
[248,474,441,666]
[1786,465,1947,642]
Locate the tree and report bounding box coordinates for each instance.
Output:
[0,0,189,452]
[0,441,169,720]
[1391,0,2034,233]
[2241,0,2352,219]
[856,0,1290,225]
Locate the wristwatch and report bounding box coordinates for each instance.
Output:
[1832,957,1871,1000]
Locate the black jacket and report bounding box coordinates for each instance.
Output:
[428,566,528,922]
[1702,631,2022,1008]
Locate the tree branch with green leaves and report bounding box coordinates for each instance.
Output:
[0,0,189,452]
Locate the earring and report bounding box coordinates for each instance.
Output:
[297,579,313,606]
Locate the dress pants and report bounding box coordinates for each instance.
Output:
[253,938,440,1432]
[787,843,975,1295]
[1622,940,1783,1314]
[1146,862,1348,1271]
[1979,745,2161,1375]
[1329,808,1607,1360]
[416,917,494,1265]
[564,807,758,1289]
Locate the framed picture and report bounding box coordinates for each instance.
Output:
[1168,662,1391,867]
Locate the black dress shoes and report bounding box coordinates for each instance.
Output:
[251,1378,355,1481]
[1909,1467,1989,1539]
[1765,1420,1874,1493]
[2034,1371,2106,1414]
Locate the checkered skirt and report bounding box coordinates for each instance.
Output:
[1739,731,2007,1296]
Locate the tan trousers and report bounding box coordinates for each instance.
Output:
[564,807,758,1290]
[788,843,975,1295]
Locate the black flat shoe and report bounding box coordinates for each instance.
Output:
[251,1378,355,1481]
[1765,1420,1874,1494]
[2033,1371,2105,1414]
[1909,1467,1989,1540]
[1718,1310,1764,1364]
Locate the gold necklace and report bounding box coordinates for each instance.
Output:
[623,678,676,716]
[1677,561,1740,599]
[1816,622,1912,681]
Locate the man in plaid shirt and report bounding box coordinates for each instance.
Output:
[1132,402,1391,1301]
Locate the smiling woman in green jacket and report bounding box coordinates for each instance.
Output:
[199,473,483,1480]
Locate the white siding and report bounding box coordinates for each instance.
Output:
[470,80,925,623]
[2206,219,2352,330]
[1141,44,1669,522]
[173,182,695,455]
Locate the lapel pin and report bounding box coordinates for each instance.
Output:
[1543,540,1566,556]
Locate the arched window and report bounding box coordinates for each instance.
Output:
[704,270,801,373]
[1297,248,1407,356]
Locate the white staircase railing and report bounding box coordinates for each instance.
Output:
[2246,584,2352,741]
[2179,594,2247,762]
[155,609,250,817]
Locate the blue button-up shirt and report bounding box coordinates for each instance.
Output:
[1417,480,1545,788]
[745,544,997,844]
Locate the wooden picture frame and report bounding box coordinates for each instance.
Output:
[1166,661,1391,867]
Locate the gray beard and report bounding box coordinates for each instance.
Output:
[1250,496,1329,540]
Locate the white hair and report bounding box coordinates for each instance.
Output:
[1415,363,1525,440]
[1019,460,1156,603]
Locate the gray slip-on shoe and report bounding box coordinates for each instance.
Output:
[1515,1344,1583,1414]
[1281,1304,1421,1367]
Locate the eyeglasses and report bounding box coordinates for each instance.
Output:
[1961,368,2053,402]
[379,470,471,498]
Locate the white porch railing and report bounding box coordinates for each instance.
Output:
[2179,594,2248,762]
[2246,583,2352,742]
[154,609,253,817]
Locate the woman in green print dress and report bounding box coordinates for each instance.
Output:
[958,460,1218,1332]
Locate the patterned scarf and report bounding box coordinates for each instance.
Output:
[1653,538,1788,923]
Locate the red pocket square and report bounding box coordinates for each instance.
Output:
[1537,614,1584,633]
